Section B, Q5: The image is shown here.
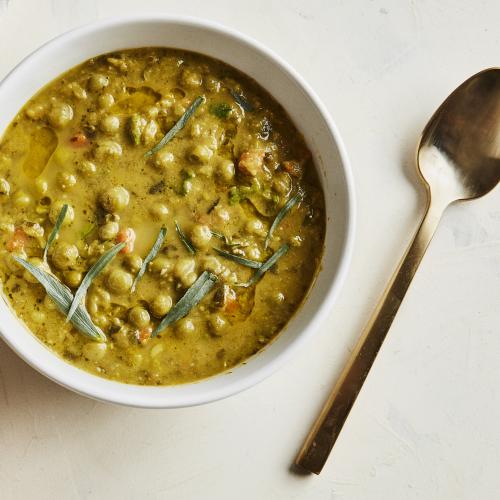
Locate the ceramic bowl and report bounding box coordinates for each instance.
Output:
[0,15,355,408]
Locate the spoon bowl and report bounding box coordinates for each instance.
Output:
[295,68,500,474]
[418,68,500,202]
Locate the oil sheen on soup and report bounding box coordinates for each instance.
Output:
[0,48,325,385]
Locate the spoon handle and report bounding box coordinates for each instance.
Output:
[295,197,448,474]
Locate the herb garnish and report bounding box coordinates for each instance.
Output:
[144,96,205,157]
[175,220,196,254]
[213,247,262,269]
[210,102,232,119]
[13,256,106,342]
[131,227,167,292]
[152,271,218,337]
[265,191,303,248]
[43,203,68,261]
[66,242,125,322]
[235,244,289,288]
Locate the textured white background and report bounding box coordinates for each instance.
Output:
[1,1,499,499]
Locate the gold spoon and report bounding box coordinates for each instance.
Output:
[295,68,500,474]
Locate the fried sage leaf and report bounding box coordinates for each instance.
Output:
[152,271,218,337]
[43,203,68,261]
[144,96,204,157]
[131,227,167,292]
[13,256,106,342]
[235,244,289,288]
[67,242,125,322]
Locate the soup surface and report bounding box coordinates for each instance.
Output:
[0,48,325,385]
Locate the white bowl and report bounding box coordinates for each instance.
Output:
[0,16,355,408]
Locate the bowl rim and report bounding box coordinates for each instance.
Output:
[0,14,356,408]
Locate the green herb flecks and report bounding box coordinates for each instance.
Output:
[43,204,68,261]
[230,89,254,112]
[265,191,303,248]
[66,242,125,322]
[144,96,205,157]
[131,227,167,292]
[13,256,106,342]
[175,220,196,254]
[235,244,289,288]
[213,247,262,269]
[210,102,232,119]
[152,271,218,337]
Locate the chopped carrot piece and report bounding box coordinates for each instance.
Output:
[6,228,28,252]
[136,326,152,344]
[116,227,136,254]
[69,132,88,147]
[282,160,303,178]
[238,149,265,176]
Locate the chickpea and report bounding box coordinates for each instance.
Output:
[154,150,175,170]
[205,76,221,93]
[188,144,213,164]
[208,313,227,336]
[146,106,159,119]
[49,201,74,225]
[190,224,212,248]
[149,256,173,276]
[99,186,130,213]
[201,255,223,274]
[176,317,195,336]
[51,242,79,270]
[0,178,10,195]
[35,178,48,195]
[214,206,230,222]
[23,257,44,284]
[98,221,119,240]
[174,257,196,287]
[128,306,150,328]
[48,102,73,128]
[56,171,77,190]
[123,253,142,273]
[149,203,169,221]
[78,160,97,176]
[89,73,109,91]
[63,270,83,288]
[100,115,120,134]
[98,93,115,109]
[149,294,173,318]
[95,140,122,159]
[82,342,107,362]
[106,268,133,294]
[246,245,261,260]
[246,217,266,236]
[25,103,46,120]
[12,190,32,208]
[180,68,202,88]
[142,120,158,144]
[88,287,111,310]
[217,159,235,182]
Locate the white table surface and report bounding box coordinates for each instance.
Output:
[1,1,499,499]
